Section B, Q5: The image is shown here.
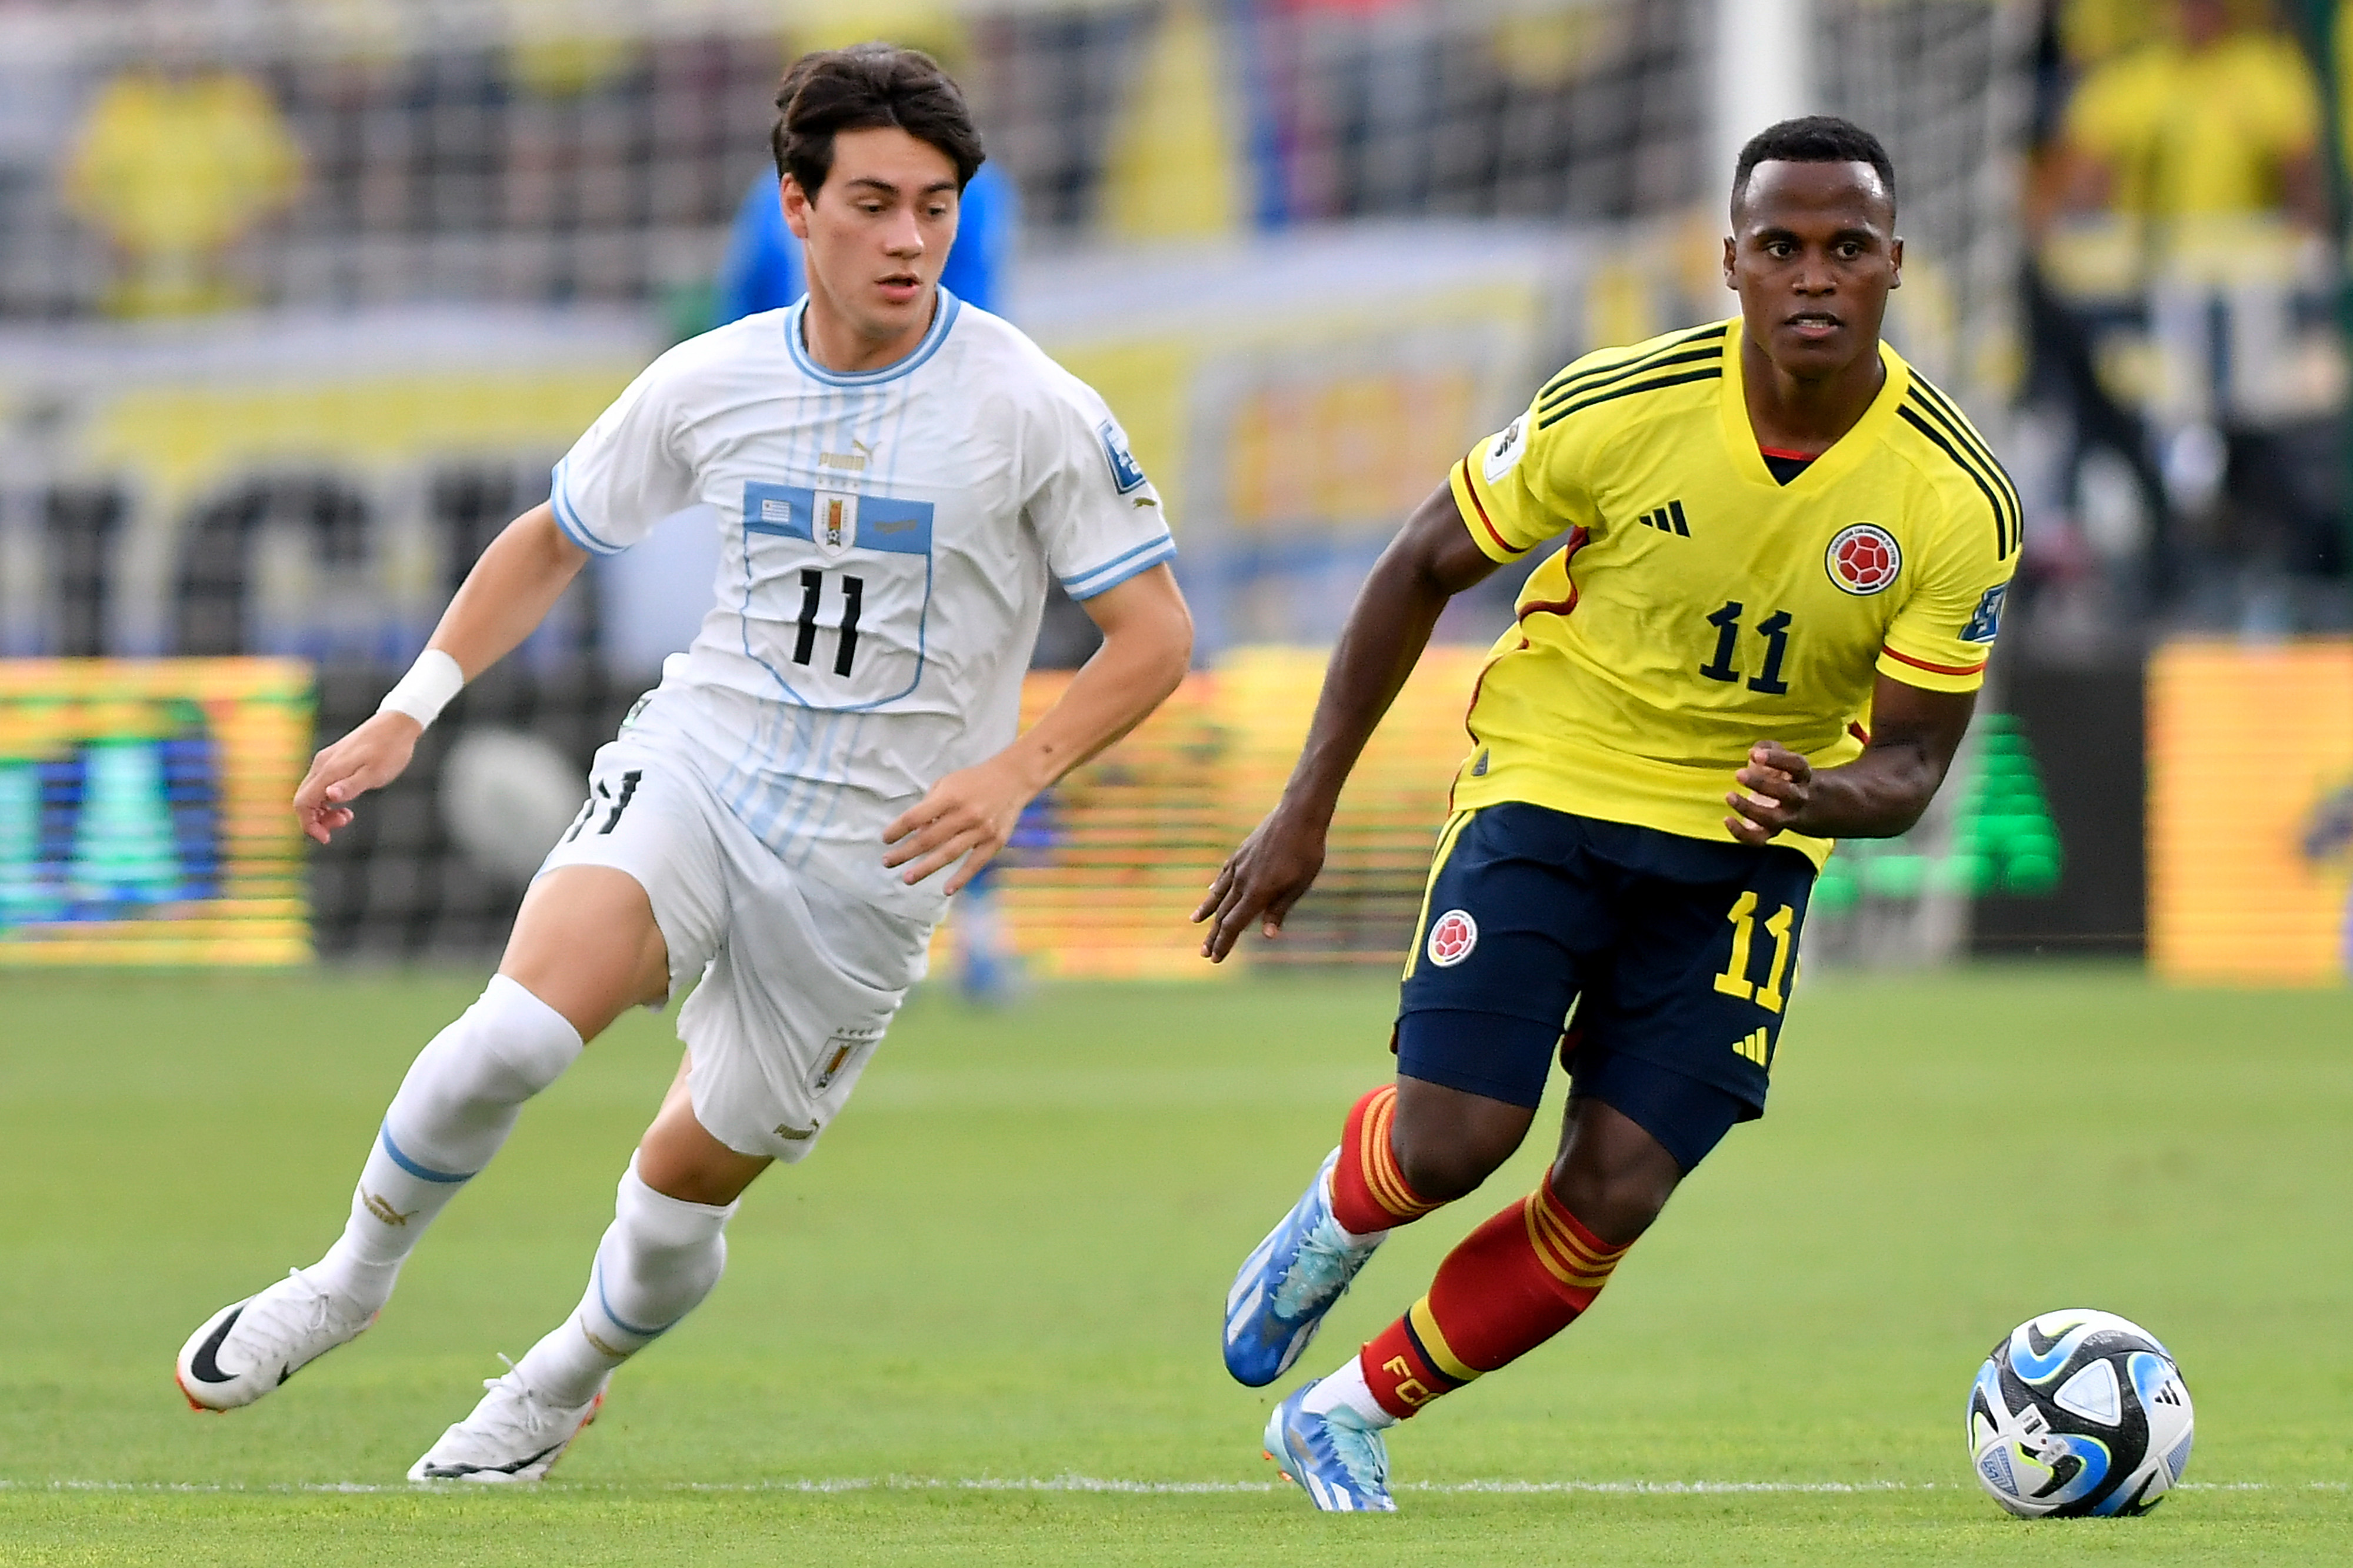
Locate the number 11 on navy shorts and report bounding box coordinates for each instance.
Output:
[1393,802,1817,1126]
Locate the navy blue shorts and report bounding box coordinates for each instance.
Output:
[1393,803,1817,1173]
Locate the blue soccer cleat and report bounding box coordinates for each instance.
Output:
[1263,1380,1395,1512]
[1224,1149,1385,1387]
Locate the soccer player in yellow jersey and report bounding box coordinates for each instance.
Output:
[1199,117,2019,1511]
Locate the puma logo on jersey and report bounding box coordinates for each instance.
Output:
[818,451,868,472]
[1732,1027,1770,1068]
[1635,500,1691,536]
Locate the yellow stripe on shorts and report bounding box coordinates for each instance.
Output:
[1401,809,1477,982]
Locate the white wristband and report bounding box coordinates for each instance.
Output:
[377,648,465,729]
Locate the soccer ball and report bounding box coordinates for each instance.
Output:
[438,726,588,886]
[1967,1309,2194,1518]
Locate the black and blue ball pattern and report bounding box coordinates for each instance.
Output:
[1967,1309,2194,1518]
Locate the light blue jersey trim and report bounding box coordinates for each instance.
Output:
[378,1123,474,1185]
[783,289,962,388]
[1063,533,1176,599]
[548,461,626,556]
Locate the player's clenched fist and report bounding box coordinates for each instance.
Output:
[1724,740,1814,846]
[1193,806,1328,962]
[293,712,423,845]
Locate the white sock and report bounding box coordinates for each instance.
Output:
[1323,1160,1388,1247]
[309,975,582,1311]
[514,1155,736,1407]
[1301,1354,1399,1429]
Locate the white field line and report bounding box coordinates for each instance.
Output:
[2,1477,2340,1498]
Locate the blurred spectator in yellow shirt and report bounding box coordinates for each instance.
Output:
[2055,0,2326,242]
[63,68,302,317]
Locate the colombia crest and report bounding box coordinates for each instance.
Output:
[1427,909,1478,968]
[1825,523,1901,595]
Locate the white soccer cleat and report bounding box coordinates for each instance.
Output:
[408,1361,604,1483]
[175,1269,377,1412]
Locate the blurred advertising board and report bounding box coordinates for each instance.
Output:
[986,646,1488,979]
[0,226,1576,666]
[2149,641,2353,985]
[0,657,311,965]
[976,652,2064,980]
[1019,226,1575,652]
[0,308,656,662]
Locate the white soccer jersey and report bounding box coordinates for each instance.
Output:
[548,291,1175,918]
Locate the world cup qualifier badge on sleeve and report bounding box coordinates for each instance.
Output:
[1962,583,2007,643]
[1096,418,1148,495]
[1482,416,1529,483]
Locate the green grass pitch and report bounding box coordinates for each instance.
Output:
[1,965,2347,1565]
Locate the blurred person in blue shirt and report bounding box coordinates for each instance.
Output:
[716,158,1029,1003]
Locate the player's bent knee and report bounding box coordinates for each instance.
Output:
[1547,1151,1678,1246]
[636,1072,771,1208]
[1392,1144,1504,1205]
[499,865,672,1039]
[1388,1083,1534,1203]
[1393,1111,1525,1196]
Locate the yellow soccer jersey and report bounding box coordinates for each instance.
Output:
[1446,316,2018,868]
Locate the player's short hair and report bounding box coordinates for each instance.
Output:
[1731,116,1897,217]
[771,43,986,197]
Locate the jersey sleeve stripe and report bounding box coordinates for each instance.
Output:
[1536,321,1728,403]
[548,461,626,556]
[1061,533,1176,599]
[1894,405,2015,561]
[1907,373,2021,509]
[1881,645,1988,677]
[1901,388,2021,555]
[1537,365,1723,432]
[1455,458,1526,556]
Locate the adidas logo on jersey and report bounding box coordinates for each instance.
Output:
[1732,1027,1769,1068]
[1636,499,1691,536]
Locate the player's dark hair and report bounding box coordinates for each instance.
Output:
[771,43,985,198]
[1731,116,1897,216]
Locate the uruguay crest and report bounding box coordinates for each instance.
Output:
[812,488,859,560]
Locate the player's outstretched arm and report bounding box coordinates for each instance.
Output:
[883,563,1193,894]
[294,503,589,843]
[1194,482,1499,962]
[1723,673,1975,846]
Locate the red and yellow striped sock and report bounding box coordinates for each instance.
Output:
[1358,1182,1631,1419]
[1328,1084,1442,1237]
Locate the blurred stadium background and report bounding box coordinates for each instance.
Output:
[0,0,2347,986]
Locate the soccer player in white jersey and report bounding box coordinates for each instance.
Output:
[172,45,1192,1481]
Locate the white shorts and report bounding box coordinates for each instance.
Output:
[538,737,934,1163]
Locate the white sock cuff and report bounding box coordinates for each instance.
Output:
[1302,1355,1398,1430]
[472,974,584,1095]
[616,1154,738,1248]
